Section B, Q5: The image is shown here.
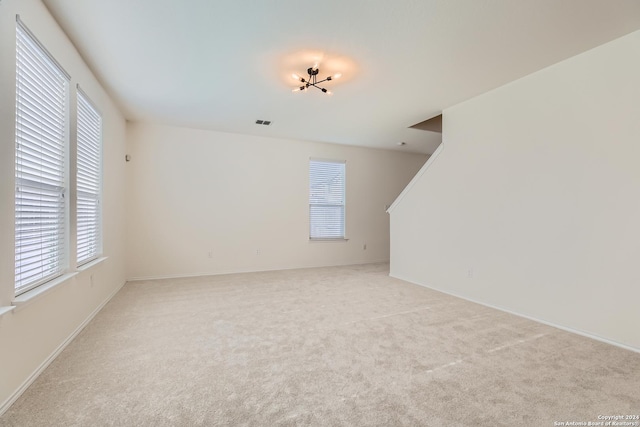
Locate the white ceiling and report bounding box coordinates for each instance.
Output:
[43,0,640,154]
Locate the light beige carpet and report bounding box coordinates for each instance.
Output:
[1,263,639,426]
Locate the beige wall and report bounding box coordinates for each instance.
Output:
[0,0,128,411]
[389,30,640,351]
[126,123,426,280]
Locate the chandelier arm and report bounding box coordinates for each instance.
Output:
[293,66,336,94]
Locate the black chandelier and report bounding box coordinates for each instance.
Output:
[292,64,341,95]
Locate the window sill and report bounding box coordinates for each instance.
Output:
[77,256,108,272]
[0,305,16,319]
[11,257,108,311]
[309,238,349,242]
[12,272,78,310]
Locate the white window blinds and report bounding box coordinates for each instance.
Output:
[309,159,346,239]
[15,19,69,294]
[76,89,102,266]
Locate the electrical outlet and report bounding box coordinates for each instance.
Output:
[467,267,474,279]
[256,249,261,255]
[208,251,213,258]
[363,243,367,250]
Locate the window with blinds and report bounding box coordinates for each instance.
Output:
[15,19,70,294]
[76,89,102,266]
[309,159,346,239]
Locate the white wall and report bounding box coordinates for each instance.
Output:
[0,0,127,412]
[126,123,426,279]
[389,30,640,351]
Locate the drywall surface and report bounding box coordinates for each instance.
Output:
[0,0,127,412]
[126,123,426,279]
[390,30,640,350]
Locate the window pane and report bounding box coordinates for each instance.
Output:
[76,89,102,266]
[15,20,69,294]
[310,205,345,239]
[309,160,345,239]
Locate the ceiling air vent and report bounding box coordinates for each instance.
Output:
[255,120,272,126]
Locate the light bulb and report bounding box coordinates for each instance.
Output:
[291,73,300,80]
[312,63,318,71]
[292,87,300,92]
[326,91,333,96]
[333,73,342,79]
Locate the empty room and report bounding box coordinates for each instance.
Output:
[1,0,639,425]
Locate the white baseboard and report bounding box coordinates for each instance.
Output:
[127,259,391,282]
[391,273,640,354]
[0,281,126,417]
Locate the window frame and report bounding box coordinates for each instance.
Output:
[309,158,347,241]
[14,17,71,295]
[76,86,103,267]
